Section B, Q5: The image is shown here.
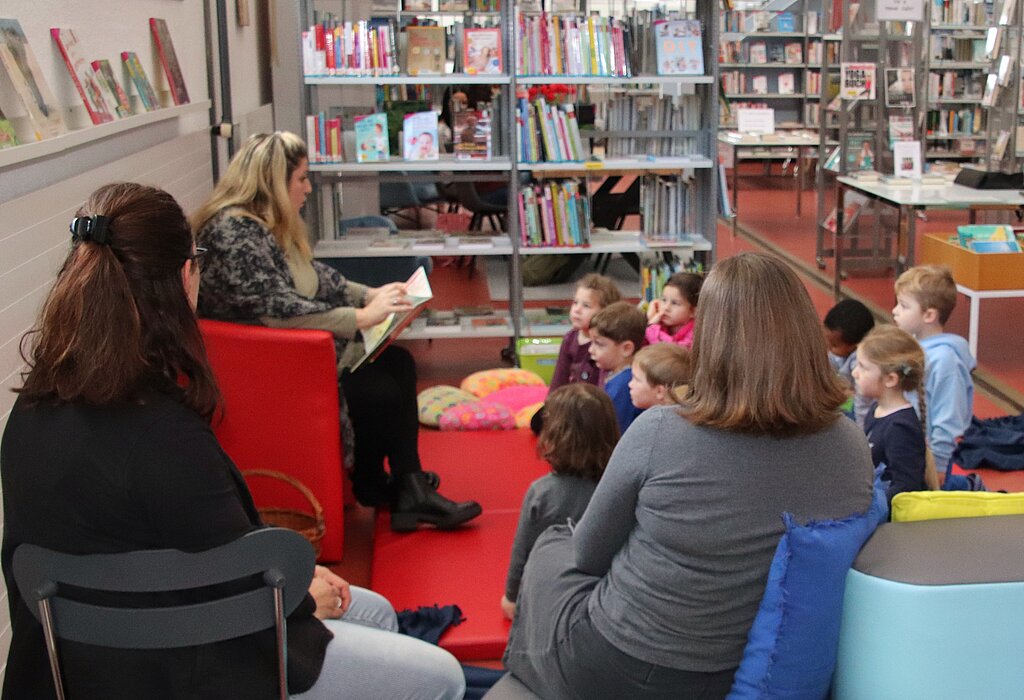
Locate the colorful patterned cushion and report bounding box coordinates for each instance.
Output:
[514,402,545,429]
[481,385,548,413]
[417,385,478,427]
[438,401,516,431]
[460,368,546,398]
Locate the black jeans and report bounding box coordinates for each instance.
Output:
[340,345,422,488]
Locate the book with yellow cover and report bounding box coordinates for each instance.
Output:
[353,266,432,370]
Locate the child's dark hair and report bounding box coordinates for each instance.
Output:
[539,384,619,481]
[824,298,875,345]
[577,273,622,308]
[665,272,703,308]
[589,301,646,350]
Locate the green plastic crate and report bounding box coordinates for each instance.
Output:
[516,337,563,386]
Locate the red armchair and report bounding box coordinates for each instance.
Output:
[199,319,346,562]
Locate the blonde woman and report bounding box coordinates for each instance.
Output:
[194,132,480,532]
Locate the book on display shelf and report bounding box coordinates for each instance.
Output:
[404,25,445,75]
[453,109,492,160]
[402,111,439,160]
[121,51,159,112]
[91,59,132,118]
[354,113,389,162]
[150,18,190,105]
[0,18,67,140]
[463,27,501,75]
[0,105,18,148]
[306,113,344,163]
[652,19,703,76]
[50,28,115,125]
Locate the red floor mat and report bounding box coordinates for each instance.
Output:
[371,511,517,660]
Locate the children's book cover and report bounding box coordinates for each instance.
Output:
[51,29,115,125]
[463,27,502,75]
[454,109,491,160]
[653,20,704,75]
[784,42,802,64]
[403,110,439,160]
[778,73,795,94]
[0,104,19,148]
[121,51,159,112]
[405,26,445,75]
[840,62,876,100]
[91,59,132,118]
[0,18,67,141]
[149,18,190,105]
[403,0,433,9]
[354,113,390,162]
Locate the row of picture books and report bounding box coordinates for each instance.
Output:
[302,19,503,77]
[307,108,493,163]
[517,96,585,163]
[517,179,591,248]
[719,10,816,35]
[603,94,699,158]
[721,71,801,96]
[517,15,702,78]
[640,174,692,239]
[931,0,993,25]
[0,18,188,148]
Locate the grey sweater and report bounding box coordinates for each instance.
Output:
[575,405,873,672]
[505,473,597,602]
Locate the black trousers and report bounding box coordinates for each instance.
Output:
[340,345,422,487]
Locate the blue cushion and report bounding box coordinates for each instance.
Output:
[727,470,888,700]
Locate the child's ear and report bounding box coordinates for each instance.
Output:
[882,371,901,389]
[622,340,636,356]
[922,307,940,325]
[653,385,669,404]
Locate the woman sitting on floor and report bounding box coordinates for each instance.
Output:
[503,252,874,699]
[193,131,480,532]
[0,182,465,699]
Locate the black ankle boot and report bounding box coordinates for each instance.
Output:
[391,472,482,532]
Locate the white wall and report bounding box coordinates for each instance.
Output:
[0,0,254,684]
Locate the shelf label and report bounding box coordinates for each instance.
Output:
[736,108,775,135]
[878,0,924,21]
[583,161,605,170]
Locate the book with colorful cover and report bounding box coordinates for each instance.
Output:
[149,18,190,105]
[957,224,1016,248]
[653,20,703,75]
[354,113,389,162]
[354,266,432,370]
[454,109,491,160]
[463,27,502,75]
[405,26,445,75]
[50,28,115,125]
[968,239,1022,253]
[121,52,159,112]
[0,19,67,141]
[402,110,438,160]
[91,59,132,118]
[0,105,18,149]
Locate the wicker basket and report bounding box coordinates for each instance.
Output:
[242,470,325,558]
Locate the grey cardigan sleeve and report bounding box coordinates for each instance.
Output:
[573,412,654,575]
[505,483,549,602]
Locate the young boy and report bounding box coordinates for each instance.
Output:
[823,298,875,429]
[629,343,692,409]
[892,265,975,475]
[588,301,647,433]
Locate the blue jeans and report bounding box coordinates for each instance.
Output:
[292,587,466,699]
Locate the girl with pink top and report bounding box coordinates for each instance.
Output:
[644,271,702,348]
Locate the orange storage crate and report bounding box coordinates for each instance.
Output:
[920,233,1024,290]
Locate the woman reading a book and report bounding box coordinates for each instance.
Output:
[193,132,481,532]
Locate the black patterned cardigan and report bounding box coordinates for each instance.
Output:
[197,211,360,469]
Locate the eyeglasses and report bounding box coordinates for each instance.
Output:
[189,247,208,263]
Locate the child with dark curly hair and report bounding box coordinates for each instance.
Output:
[501,383,619,620]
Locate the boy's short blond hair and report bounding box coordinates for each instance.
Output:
[894,265,958,324]
[633,344,692,390]
[589,301,646,350]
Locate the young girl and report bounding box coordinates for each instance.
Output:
[549,273,623,391]
[645,272,702,348]
[502,384,619,620]
[629,343,693,409]
[852,324,929,504]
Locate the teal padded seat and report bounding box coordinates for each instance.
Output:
[834,515,1024,700]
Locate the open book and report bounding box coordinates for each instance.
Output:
[352,266,431,371]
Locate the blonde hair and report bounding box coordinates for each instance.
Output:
[576,273,622,308]
[685,253,847,436]
[894,265,957,324]
[192,131,311,259]
[633,344,692,393]
[858,324,928,431]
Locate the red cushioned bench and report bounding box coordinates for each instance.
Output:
[371,429,550,660]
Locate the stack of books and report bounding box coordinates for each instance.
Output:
[515,14,632,77]
[518,180,592,247]
[305,113,344,163]
[517,96,585,163]
[302,17,399,76]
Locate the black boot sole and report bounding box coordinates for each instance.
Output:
[390,502,483,532]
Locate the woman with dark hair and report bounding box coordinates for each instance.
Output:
[0,183,465,700]
[193,132,481,531]
[503,252,874,699]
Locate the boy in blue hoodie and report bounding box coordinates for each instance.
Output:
[893,265,975,480]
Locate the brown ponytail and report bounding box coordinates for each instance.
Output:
[17,183,220,420]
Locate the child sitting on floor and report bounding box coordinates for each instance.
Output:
[589,301,647,433]
[853,325,929,505]
[501,383,619,620]
[629,343,692,409]
[645,272,702,348]
[823,298,876,429]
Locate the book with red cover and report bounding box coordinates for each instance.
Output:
[149,18,190,105]
[91,59,132,118]
[50,28,115,124]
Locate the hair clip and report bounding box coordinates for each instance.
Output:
[70,215,111,245]
[900,364,912,376]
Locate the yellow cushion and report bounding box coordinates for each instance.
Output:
[460,368,546,398]
[417,385,478,427]
[514,402,544,429]
[891,490,1024,522]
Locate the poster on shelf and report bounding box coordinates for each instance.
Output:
[885,68,915,108]
[841,62,876,100]
[893,140,922,178]
[736,107,775,135]
[877,0,924,21]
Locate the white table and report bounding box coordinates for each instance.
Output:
[718,133,819,227]
[956,283,1024,359]
[833,178,1024,296]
